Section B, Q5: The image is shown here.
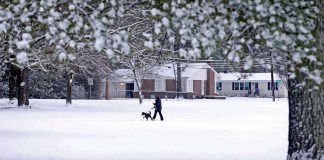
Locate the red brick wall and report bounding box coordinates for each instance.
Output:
[193,80,201,97]
[142,79,154,91]
[204,80,207,96]
[166,79,176,91]
[207,68,216,96]
[193,80,209,98]
[133,91,194,99]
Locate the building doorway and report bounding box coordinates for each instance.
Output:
[254,83,259,90]
[254,82,259,96]
[126,83,134,98]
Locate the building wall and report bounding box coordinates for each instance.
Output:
[193,80,201,97]
[189,68,207,80]
[108,67,218,99]
[166,79,176,91]
[108,82,127,98]
[203,80,208,96]
[99,78,106,99]
[181,78,188,92]
[186,80,193,92]
[142,79,154,91]
[206,68,216,96]
[154,78,165,92]
[216,81,287,97]
[133,91,194,99]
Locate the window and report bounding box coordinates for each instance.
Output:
[232,82,251,90]
[244,82,250,90]
[155,79,162,91]
[188,80,193,92]
[234,82,240,90]
[216,82,222,91]
[268,82,278,90]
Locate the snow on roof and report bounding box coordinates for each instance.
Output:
[217,72,281,81]
[151,62,212,78]
[111,69,134,82]
[112,63,214,81]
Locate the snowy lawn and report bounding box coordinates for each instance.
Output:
[0,98,288,160]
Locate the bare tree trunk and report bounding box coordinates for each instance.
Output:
[131,68,143,104]
[66,70,74,105]
[134,77,143,104]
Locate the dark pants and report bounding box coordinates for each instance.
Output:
[153,110,164,121]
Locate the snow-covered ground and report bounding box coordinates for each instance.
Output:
[0,98,288,160]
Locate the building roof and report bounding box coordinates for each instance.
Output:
[152,63,213,78]
[111,63,216,82]
[111,69,134,83]
[217,72,281,81]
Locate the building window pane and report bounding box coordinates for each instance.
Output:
[244,82,249,90]
[216,82,222,91]
[239,82,244,90]
[232,82,251,91]
[155,79,162,91]
[268,82,279,90]
[234,82,240,90]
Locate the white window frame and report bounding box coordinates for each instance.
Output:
[187,80,193,92]
[155,79,162,91]
[233,82,250,90]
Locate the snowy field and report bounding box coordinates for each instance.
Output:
[0,97,288,160]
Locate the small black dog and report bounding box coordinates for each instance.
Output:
[141,111,153,121]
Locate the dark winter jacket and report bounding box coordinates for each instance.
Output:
[154,98,162,111]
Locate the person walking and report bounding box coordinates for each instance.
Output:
[153,96,164,121]
[254,88,259,97]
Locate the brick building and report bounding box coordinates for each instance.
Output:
[106,63,218,99]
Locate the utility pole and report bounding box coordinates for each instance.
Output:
[270,52,275,102]
[176,62,182,98]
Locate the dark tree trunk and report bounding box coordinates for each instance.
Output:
[16,68,29,107]
[287,78,324,159]
[23,68,29,106]
[17,69,23,106]
[66,71,74,105]
[287,0,324,158]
